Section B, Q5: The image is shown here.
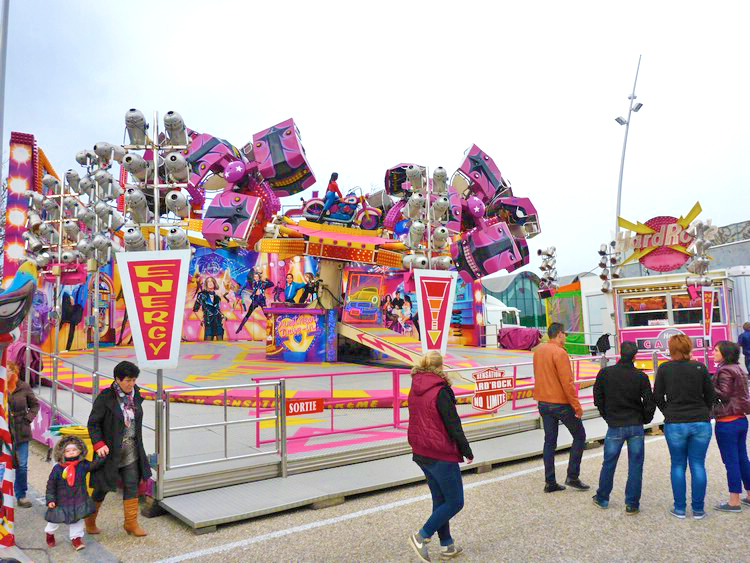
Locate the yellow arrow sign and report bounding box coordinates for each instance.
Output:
[676,202,702,229]
[617,217,655,234]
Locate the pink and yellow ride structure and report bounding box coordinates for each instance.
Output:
[8,111,541,367]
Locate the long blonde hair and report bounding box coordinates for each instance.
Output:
[411,351,450,384]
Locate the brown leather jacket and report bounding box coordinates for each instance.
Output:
[10,380,40,443]
[712,363,750,419]
[533,340,582,417]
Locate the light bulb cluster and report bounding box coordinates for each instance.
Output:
[685,219,719,287]
[537,246,558,299]
[598,241,622,294]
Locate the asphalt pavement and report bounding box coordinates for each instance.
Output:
[14,428,749,562]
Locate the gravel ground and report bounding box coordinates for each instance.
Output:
[15,430,747,562]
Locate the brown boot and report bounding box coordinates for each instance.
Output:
[84,501,102,534]
[122,498,147,537]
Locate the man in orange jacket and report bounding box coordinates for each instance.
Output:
[533,322,589,493]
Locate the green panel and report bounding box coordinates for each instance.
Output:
[564,332,588,355]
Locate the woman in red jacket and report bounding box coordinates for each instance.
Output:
[711,341,750,512]
[407,351,473,562]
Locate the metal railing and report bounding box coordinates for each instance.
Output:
[27,348,98,425]
[26,347,156,431]
[163,381,288,480]
[249,354,614,446]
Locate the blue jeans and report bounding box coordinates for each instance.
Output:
[538,402,586,485]
[664,422,712,513]
[594,425,645,508]
[417,461,464,547]
[14,441,29,499]
[714,417,750,494]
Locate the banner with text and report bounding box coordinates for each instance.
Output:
[116,250,191,369]
[702,288,714,339]
[414,270,458,356]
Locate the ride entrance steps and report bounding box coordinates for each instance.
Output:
[337,322,469,368]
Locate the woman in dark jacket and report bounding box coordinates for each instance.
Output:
[86,360,151,537]
[407,351,473,562]
[8,360,39,508]
[710,341,750,512]
[654,334,715,519]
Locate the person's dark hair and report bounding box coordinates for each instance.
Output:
[744,321,750,331]
[547,322,565,339]
[620,341,638,362]
[114,360,140,381]
[329,172,338,182]
[286,274,293,281]
[715,341,740,364]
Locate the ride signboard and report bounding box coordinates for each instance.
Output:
[286,398,325,416]
[414,270,458,355]
[116,249,191,369]
[617,202,701,272]
[702,288,715,337]
[472,368,514,413]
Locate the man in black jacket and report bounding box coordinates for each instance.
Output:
[592,341,656,513]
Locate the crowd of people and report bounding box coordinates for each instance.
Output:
[8,359,150,552]
[6,318,749,558]
[406,323,750,562]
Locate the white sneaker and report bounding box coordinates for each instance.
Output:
[409,532,431,562]
[440,543,464,559]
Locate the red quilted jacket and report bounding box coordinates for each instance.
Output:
[407,372,462,462]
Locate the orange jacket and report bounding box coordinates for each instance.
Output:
[532,340,582,417]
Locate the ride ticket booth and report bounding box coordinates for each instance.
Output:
[264,304,338,362]
[611,270,736,371]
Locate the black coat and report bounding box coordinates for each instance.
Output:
[87,384,151,493]
[593,360,656,427]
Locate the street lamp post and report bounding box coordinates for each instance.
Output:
[614,55,643,235]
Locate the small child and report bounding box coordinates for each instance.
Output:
[45,436,103,551]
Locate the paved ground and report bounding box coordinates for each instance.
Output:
[15,428,748,562]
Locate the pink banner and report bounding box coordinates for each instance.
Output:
[3,133,36,288]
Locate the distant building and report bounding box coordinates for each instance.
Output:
[482,271,546,329]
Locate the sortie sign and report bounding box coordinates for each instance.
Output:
[116,249,191,369]
[286,398,325,416]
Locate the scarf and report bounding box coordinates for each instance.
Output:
[114,383,136,428]
[61,460,80,487]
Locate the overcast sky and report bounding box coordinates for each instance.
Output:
[3,1,749,278]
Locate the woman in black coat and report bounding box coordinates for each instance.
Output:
[86,361,151,537]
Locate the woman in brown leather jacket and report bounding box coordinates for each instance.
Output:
[711,341,750,512]
[9,361,40,508]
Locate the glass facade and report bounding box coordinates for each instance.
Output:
[485,272,546,329]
